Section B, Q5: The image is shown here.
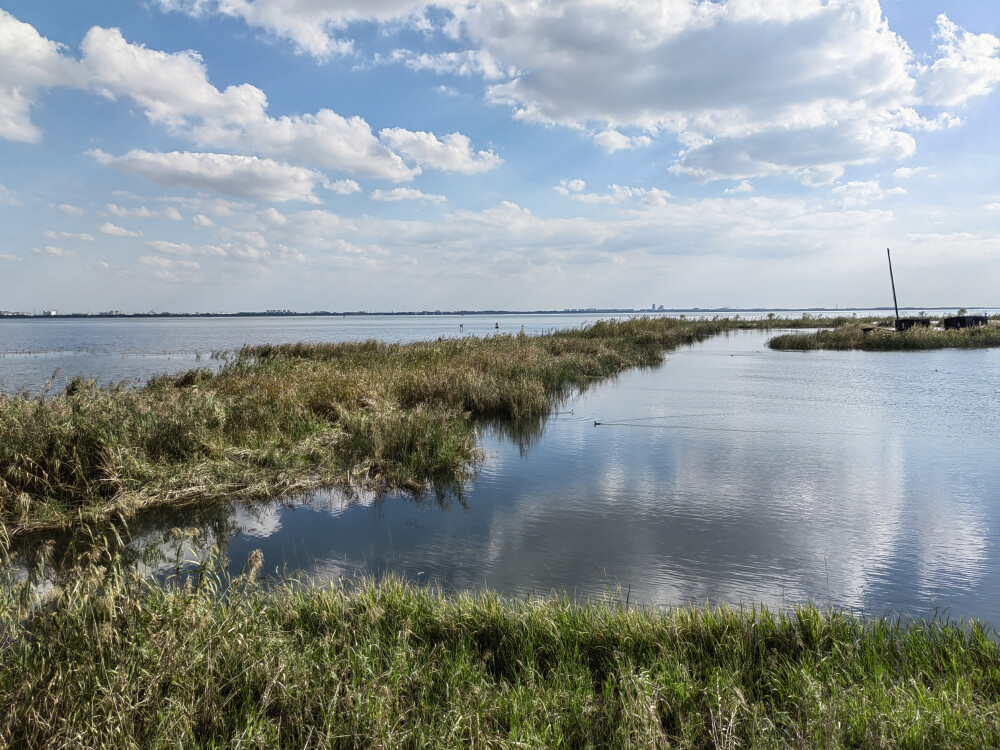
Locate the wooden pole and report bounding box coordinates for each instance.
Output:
[887,248,899,321]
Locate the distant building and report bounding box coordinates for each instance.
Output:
[41,310,57,316]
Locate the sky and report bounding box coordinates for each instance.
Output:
[1,0,998,314]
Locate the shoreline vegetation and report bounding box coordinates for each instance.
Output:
[768,318,1000,351]
[3,559,999,748]
[4,315,1000,746]
[2,315,849,539]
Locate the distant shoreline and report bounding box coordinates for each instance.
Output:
[0,306,988,320]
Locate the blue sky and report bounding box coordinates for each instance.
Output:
[1,0,998,313]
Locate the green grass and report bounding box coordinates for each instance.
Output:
[2,552,998,749]
[768,321,1000,351]
[1,316,776,537]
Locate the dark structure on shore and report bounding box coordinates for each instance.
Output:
[943,314,988,330]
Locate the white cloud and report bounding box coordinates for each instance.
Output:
[558,184,671,206]
[593,129,651,153]
[106,203,185,220]
[79,25,417,181]
[53,203,84,216]
[831,180,906,208]
[0,254,22,262]
[32,245,78,258]
[145,239,228,257]
[553,178,586,196]
[725,180,754,195]
[44,230,96,241]
[392,48,512,80]
[193,213,215,227]
[140,255,175,268]
[370,187,447,204]
[919,15,1000,107]
[0,183,21,205]
[893,167,927,180]
[98,222,143,237]
[379,128,501,174]
[155,0,445,59]
[328,179,361,195]
[91,149,327,203]
[445,0,995,182]
[106,203,156,219]
[0,9,85,142]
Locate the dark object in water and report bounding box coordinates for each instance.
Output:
[943,315,988,330]
[894,318,931,332]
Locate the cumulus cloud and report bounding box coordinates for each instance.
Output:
[0,254,22,262]
[328,179,361,195]
[379,128,501,173]
[725,180,754,195]
[105,203,184,220]
[32,245,78,258]
[154,0,448,58]
[391,48,512,80]
[919,15,1000,107]
[592,129,651,153]
[53,203,84,215]
[370,187,447,204]
[79,25,418,181]
[563,184,671,206]
[0,9,85,141]
[139,255,174,268]
[90,149,327,203]
[44,230,96,241]
[831,180,906,208]
[193,213,214,227]
[893,166,927,180]
[442,1,999,182]
[553,178,586,196]
[98,221,143,237]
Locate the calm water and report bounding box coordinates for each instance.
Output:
[0,313,637,393]
[6,316,1000,623]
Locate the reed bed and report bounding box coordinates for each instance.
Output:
[768,321,1000,351]
[2,552,998,749]
[1,317,756,537]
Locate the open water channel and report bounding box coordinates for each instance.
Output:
[3,313,999,623]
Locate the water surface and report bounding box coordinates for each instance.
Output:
[6,317,999,624]
[150,330,1000,623]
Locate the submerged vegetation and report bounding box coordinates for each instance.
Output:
[769,320,1000,351]
[2,551,999,749]
[1,316,777,537]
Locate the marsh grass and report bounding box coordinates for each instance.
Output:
[1,316,764,536]
[769,320,1000,351]
[2,548,998,749]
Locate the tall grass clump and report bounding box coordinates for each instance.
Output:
[2,552,999,749]
[1,316,752,536]
[769,321,1000,351]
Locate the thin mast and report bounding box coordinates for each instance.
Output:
[887,247,899,321]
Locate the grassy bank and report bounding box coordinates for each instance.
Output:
[2,559,998,749]
[1,316,766,537]
[769,321,1000,351]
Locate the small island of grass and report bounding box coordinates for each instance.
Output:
[768,319,1000,351]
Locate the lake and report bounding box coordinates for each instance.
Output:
[5,314,1000,624]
